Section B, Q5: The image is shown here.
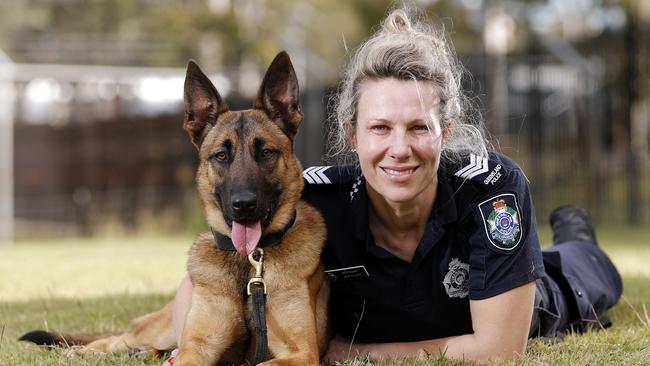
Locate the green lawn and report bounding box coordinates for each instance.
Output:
[0,227,649,365]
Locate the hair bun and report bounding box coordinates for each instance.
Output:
[384,9,412,33]
[328,6,490,165]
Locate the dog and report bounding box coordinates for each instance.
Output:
[20,51,330,366]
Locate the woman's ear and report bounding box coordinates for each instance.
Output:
[442,126,449,147]
[344,121,357,150]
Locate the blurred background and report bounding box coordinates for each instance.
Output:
[0,0,648,243]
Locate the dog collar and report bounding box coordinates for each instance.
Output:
[211,210,297,252]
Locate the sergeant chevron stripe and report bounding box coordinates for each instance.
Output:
[455,154,489,179]
[303,166,332,184]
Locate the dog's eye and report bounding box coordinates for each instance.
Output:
[211,152,227,161]
[261,148,275,158]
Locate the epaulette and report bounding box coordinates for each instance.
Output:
[302,165,359,186]
[450,153,517,190]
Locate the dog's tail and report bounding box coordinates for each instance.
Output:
[19,330,113,347]
[18,301,176,355]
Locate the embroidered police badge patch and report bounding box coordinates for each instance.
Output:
[443,258,469,298]
[478,193,523,251]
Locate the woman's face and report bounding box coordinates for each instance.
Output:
[353,77,446,205]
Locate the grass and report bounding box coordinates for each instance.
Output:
[0,226,649,365]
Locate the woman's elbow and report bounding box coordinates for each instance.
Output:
[473,334,528,363]
[493,337,529,361]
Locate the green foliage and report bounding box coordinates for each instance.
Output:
[0,0,384,71]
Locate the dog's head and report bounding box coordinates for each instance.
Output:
[183,51,304,255]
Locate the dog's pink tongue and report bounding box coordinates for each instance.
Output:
[231,220,262,255]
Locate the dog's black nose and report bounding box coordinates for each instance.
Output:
[232,192,257,217]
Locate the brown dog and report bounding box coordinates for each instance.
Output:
[20,51,330,366]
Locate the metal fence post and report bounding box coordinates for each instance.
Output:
[0,50,15,246]
[624,15,642,225]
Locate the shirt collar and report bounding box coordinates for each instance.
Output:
[411,169,459,263]
[350,174,369,242]
[430,166,459,227]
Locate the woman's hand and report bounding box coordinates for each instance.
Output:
[324,282,536,364]
[322,336,431,364]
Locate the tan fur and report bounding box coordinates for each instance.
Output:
[175,201,328,365]
[76,302,176,356]
[37,52,330,366]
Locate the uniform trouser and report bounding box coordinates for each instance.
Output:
[529,240,623,338]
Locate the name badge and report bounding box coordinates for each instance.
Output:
[324,265,369,282]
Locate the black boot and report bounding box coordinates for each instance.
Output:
[549,205,598,246]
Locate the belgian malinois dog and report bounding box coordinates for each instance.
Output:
[20,51,330,366]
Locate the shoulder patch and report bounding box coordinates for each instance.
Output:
[478,193,523,252]
[454,153,505,187]
[303,166,332,184]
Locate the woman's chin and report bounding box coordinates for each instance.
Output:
[375,188,419,205]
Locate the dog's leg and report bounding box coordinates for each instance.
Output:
[312,264,331,356]
[75,301,176,357]
[259,284,320,366]
[174,285,246,366]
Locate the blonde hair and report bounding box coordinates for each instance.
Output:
[327,8,491,165]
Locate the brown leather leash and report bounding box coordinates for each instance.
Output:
[247,248,268,365]
[165,250,269,366]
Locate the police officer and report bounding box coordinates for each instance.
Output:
[304,161,621,362]
[312,8,621,363]
[165,8,622,364]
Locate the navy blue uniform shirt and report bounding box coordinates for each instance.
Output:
[302,153,545,343]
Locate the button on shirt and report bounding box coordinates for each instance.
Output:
[302,153,545,343]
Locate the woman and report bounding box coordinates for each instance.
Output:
[167,8,622,364]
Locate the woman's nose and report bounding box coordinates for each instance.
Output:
[388,131,411,159]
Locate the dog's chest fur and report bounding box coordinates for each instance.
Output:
[186,201,325,297]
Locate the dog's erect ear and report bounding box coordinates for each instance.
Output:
[253,51,303,140]
[183,60,228,148]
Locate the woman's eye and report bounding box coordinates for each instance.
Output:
[370,125,388,133]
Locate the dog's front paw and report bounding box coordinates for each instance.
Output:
[172,350,207,366]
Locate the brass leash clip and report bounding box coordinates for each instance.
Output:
[247,247,267,295]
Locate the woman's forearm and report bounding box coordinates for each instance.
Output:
[350,332,526,364]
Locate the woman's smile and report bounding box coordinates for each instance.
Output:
[380,165,419,183]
